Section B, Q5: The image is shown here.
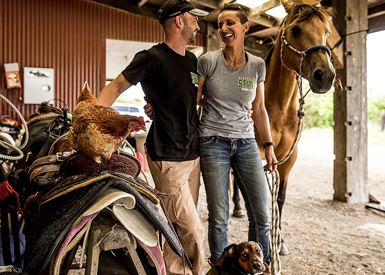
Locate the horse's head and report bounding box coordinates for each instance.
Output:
[279,0,336,94]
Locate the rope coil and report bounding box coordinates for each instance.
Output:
[266,170,282,275]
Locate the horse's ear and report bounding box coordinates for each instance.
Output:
[281,0,295,14]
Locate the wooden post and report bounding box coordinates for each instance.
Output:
[206,22,221,52]
[332,0,368,203]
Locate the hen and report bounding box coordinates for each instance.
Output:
[68,82,146,163]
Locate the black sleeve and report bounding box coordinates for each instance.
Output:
[121,50,153,85]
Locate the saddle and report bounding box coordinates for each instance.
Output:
[28,150,147,190]
[24,150,184,274]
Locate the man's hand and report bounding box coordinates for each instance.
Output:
[144,97,153,120]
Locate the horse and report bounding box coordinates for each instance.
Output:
[255,0,336,255]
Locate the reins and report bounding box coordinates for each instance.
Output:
[266,24,332,275]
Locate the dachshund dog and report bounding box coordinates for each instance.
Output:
[206,241,266,275]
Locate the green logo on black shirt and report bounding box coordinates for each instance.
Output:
[191,72,198,88]
[238,77,256,91]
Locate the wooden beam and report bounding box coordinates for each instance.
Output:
[250,0,280,15]
[369,13,385,33]
[138,0,148,8]
[332,0,368,203]
[248,27,278,39]
[86,0,159,19]
[206,21,221,52]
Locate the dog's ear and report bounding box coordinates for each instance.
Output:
[224,244,237,258]
[257,242,263,252]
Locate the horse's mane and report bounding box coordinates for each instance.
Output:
[282,3,334,30]
[265,3,334,66]
[265,45,275,66]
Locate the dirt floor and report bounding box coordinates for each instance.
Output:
[69,129,385,275]
[194,129,385,275]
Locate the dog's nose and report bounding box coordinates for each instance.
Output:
[253,262,262,270]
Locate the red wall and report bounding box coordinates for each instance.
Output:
[0,0,205,121]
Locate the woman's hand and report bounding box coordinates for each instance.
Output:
[264,146,277,173]
[143,97,153,120]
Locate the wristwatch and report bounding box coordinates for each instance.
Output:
[263,142,275,148]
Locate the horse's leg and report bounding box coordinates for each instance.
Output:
[276,147,298,256]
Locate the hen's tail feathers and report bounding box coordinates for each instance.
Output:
[77,81,97,104]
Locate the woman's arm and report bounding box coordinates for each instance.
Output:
[197,76,206,107]
[251,81,277,173]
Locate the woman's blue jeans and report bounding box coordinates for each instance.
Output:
[199,136,270,263]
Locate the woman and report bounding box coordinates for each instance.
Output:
[197,3,277,270]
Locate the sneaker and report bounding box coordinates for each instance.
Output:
[232,209,245,218]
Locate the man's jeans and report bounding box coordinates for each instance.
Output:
[199,136,270,263]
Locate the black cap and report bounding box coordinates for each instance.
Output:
[158,0,209,23]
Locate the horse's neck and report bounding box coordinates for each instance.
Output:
[265,43,299,112]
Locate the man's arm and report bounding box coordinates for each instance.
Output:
[97,74,133,106]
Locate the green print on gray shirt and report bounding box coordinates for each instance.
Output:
[238,77,256,92]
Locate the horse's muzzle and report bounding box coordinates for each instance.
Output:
[309,67,336,94]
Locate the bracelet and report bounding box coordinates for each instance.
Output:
[263,142,275,148]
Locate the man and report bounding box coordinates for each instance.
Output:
[97,1,208,274]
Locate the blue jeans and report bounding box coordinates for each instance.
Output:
[199,136,270,263]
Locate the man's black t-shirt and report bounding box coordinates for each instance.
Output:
[122,43,199,161]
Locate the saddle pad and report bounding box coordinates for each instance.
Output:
[137,241,166,275]
[108,178,184,258]
[112,204,158,247]
[40,173,159,206]
[50,213,97,275]
[83,187,136,216]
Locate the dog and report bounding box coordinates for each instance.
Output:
[206,241,266,275]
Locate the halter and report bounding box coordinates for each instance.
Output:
[274,27,333,166]
[280,29,332,79]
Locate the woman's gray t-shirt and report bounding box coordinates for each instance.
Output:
[197,50,265,138]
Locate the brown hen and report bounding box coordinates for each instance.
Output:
[68,82,146,163]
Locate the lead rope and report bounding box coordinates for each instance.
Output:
[266,29,312,275]
[266,170,281,275]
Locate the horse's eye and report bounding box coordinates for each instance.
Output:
[326,32,330,38]
[290,26,300,35]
